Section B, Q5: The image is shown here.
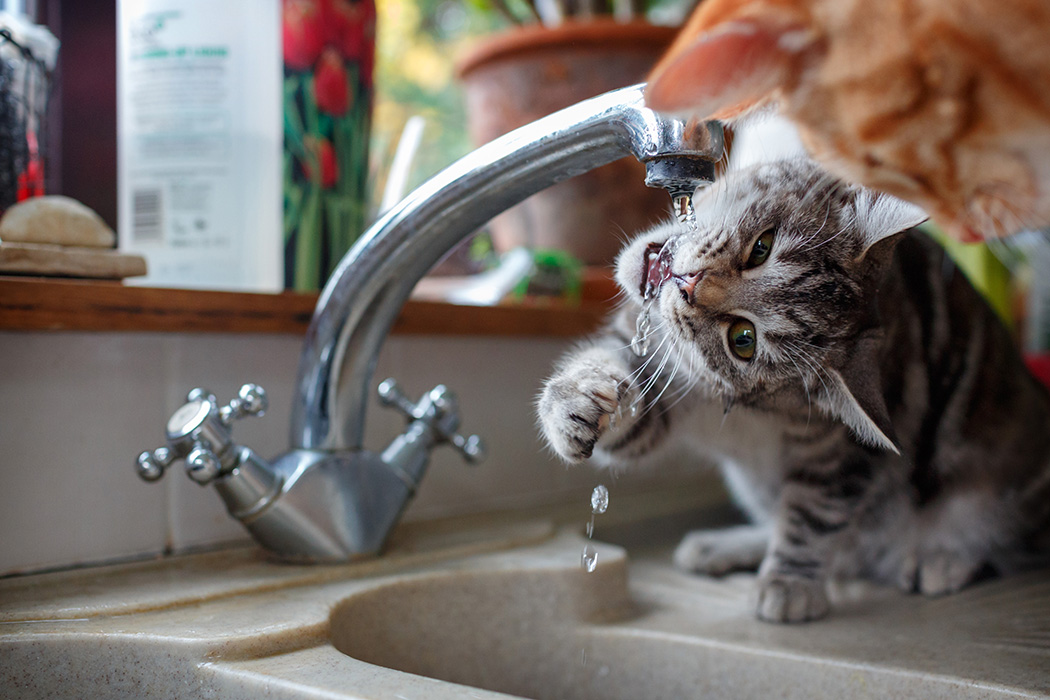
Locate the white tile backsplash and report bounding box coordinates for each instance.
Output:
[0,333,171,573]
[1,328,638,575]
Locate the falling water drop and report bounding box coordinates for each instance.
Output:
[581,544,599,573]
[672,193,697,230]
[582,484,610,573]
[631,301,652,357]
[590,484,609,514]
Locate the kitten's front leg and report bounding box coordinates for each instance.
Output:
[537,343,634,463]
[756,489,833,623]
[756,455,874,623]
[674,524,770,576]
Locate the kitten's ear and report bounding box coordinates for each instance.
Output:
[823,330,901,454]
[646,12,818,119]
[852,189,929,257]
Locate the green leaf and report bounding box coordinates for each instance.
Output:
[284,77,308,159]
[283,178,303,241]
[293,185,323,291]
[304,79,321,137]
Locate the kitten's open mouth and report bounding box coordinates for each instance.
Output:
[642,241,675,298]
[642,239,704,302]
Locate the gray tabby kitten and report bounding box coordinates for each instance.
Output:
[538,158,1050,623]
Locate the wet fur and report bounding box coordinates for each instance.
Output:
[537,159,1050,623]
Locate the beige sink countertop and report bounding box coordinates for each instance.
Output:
[2,484,1048,700]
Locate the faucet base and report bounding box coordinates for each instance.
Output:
[228,449,413,563]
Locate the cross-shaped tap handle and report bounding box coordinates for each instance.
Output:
[136,383,269,485]
[377,378,485,464]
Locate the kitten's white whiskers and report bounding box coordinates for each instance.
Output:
[660,355,697,406]
[786,341,834,406]
[796,185,837,249]
[804,205,858,253]
[637,331,676,402]
[611,304,663,355]
[719,390,736,429]
[653,341,705,416]
[644,344,684,416]
[620,322,672,387]
[781,345,814,423]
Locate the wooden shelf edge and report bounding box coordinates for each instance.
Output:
[0,277,611,337]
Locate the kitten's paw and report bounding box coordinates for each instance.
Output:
[755,573,830,623]
[898,550,983,596]
[674,526,768,576]
[538,364,627,462]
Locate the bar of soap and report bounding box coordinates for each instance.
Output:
[0,195,116,248]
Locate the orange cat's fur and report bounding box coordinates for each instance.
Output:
[646,0,1050,241]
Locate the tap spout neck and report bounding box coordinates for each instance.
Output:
[290,84,724,452]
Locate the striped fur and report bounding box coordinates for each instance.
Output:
[537,159,1050,623]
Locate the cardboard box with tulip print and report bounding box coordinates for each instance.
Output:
[117,0,374,293]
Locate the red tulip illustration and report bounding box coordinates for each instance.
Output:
[282,0,325,71]
[322,0,374,61]
[303,135,339,188]
[313,47,350,116]
[283,0,375,290]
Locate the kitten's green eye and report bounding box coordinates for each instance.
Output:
[746,229,775,268]
[728,319,757,360]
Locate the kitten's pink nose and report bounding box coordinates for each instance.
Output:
[674,270,704,300]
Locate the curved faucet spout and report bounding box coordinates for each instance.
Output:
[291,83,724,452]
[137,84,725,563]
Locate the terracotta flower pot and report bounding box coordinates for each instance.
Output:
[457,20,678,267]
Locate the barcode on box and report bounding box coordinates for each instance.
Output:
[132,189,162,243]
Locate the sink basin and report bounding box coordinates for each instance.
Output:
[331,537,635,700]
[329,533,1050,700]
[2,492,1048,700]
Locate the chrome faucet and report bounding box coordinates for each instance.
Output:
[135,84,724,563]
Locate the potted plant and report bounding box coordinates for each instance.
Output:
[456,0,699,266]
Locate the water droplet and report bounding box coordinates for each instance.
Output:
[581,544,598,572]
[590,484,609,514]
[672,193,697,230]
[631,302,652,357]
[583,486,609,572]
[629,401,640,418]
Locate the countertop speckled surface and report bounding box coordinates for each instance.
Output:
[2,488,1049,700]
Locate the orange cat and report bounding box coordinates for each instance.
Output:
[646,0,1050,241]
